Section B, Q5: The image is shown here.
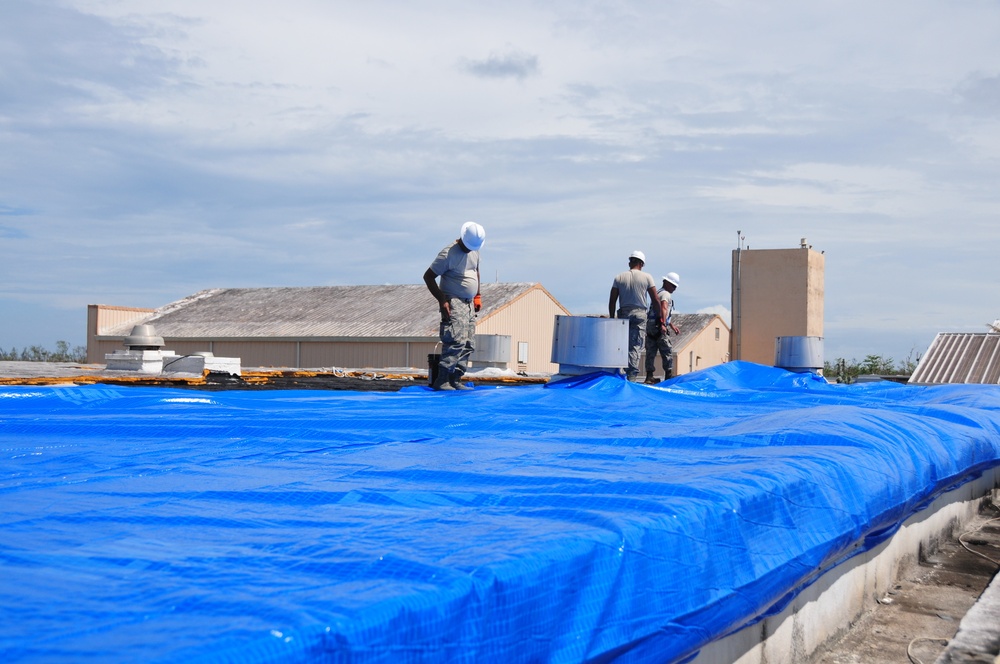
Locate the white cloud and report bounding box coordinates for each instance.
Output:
[697,305,732,328]
[2,0,1000,364]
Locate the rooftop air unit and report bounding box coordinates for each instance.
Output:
[550,315,628,379]
[775,336,824,374]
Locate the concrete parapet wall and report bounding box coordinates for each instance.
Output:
[695,468,1000,664]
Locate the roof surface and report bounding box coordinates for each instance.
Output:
[669,312,727,349]
[101,283,555,339]
[4,364,999,662]
[909,332,1000,384]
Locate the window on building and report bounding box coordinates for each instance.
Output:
[518,342,529,364]
[715,327,720,341]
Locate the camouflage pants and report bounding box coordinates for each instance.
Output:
[439,297,476,376]
[617,308,646,380]
[645,331,674,377]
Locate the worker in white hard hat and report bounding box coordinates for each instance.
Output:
[644,272,681,384]
[423,221,486,391]
[609,251,668,381]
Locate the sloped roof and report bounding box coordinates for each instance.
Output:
[908,333,1000,384]
[669,313,727,350]
[101,283,562,340]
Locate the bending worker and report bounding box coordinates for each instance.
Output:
[645,272,681,384]
[609,250,667,381]
[423,222,486,391]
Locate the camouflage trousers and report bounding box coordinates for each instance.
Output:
[645,331,674,377]
[439,297,476,376]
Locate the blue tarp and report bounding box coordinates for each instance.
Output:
[2,361,1000,663]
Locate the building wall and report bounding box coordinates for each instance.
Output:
[297,341,439,371]
[95,337,442,371]
[476,286,570,374]
[730,247,824,366]
[87,285,569,373]
[86,305,155,363]
[671,316,731,376]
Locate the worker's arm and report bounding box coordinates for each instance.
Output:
[474,269,481,312]
[423,268,451,318]
[608,287,619,318]
[650,286,667,331]
[666,295,680,334]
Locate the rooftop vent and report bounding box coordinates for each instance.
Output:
[123,324,164,351]
[550,315,628,378]
[775,336,824,374]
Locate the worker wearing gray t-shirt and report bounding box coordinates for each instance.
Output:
[423,222,486,391]
[609,251,667,381]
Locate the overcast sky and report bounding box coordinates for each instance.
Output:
[3,0,999,364]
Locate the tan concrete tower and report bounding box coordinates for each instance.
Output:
[730,238,825,365]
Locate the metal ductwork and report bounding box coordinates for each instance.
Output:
[123,324,165,351]
[550,315,628,377]
[775,336,824,374]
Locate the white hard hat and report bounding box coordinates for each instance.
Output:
[629,250,646,263]
[662,272,680,287]
[460,221,486,251]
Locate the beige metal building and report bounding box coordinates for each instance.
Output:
[730,241,825,365]
[87,283,571,374]
[664,313,731,376]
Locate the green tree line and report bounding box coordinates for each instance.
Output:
[0,341,87,363]
[824,353,919,384]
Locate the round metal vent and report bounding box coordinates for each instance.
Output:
[123,324,165,350]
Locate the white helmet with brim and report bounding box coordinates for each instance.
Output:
[461,222,486,251]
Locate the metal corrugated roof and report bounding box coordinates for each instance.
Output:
[908,333,1000,384]
[102,283,549,339]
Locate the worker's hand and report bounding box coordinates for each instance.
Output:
[474,294,482,312]
[671,324,680,335]
[440,299,452,320]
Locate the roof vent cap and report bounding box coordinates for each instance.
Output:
[123,324,165,350]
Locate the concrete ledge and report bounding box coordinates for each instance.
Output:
[161,354,241,376]
[934,539,1000,663]
[694,468,1000,664]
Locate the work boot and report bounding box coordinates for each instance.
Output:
[644,372,657,384]
[431,370,455,391]
[449,373,473,390]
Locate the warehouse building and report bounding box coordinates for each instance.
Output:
[88,284,730,377]
[87,283,570,374]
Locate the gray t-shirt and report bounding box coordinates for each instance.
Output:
[612,269,655,312]
[430,241,480,299]
[648,289,673,324]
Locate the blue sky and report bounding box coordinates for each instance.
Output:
[2,0,999,364]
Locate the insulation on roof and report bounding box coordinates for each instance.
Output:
[2,363,1000,662]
